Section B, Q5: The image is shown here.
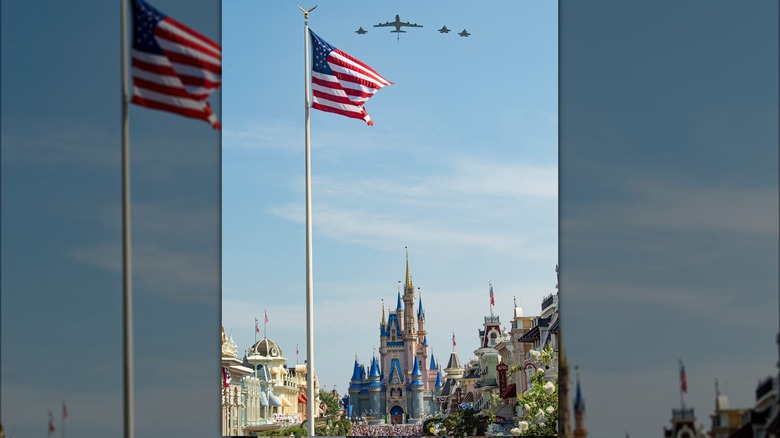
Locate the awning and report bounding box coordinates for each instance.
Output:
[298,394,307,404]
[259,391,269,406]
[500,383,517,399]
[280,395,292,407]
[269,394,282,407]
[519,325,540,342]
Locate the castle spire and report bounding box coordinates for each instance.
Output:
[396,289,402,311]
[404,246,413,292]
[417,288,425,321]
[381,299,386,328]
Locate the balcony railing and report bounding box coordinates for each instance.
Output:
[672,408,695,420]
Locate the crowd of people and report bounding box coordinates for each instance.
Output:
[349,423,423,437]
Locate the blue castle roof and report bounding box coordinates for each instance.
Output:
[369,356,381,378]
[417,296,425,320]
[411,358,422,378]
[396,291,402,311]
[429,354,436,370]
[435,370,442,387]
[350,359,361,382]
[383,313,402,338]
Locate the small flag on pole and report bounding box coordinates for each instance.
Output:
[452,332,456,347]
[62,399,68,419]
[223,367,231,388]
[679,359,687,393]
[255,317,259,334]
[130,0,222,128]
[264,310,269,324]
[490,284,495,306]
[309,30,392,126]
[48,411,55,433]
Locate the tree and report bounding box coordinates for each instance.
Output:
[509,344,559,436]
[433,408,491,437]
[318,390,340,419]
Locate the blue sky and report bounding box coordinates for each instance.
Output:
[221,0,558,399]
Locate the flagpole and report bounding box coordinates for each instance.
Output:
[60,399,64,438]
[299,5,317,437]
[120,1,134,438]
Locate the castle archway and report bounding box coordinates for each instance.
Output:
[389,405,404,424]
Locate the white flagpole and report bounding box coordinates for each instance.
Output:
[120,1,134,437]
[299,5,317,436]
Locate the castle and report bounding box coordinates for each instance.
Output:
[347,250,443,424]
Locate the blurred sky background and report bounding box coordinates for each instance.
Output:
[561,1,778,437]
[2,0,221,436]
[221,0,559,399]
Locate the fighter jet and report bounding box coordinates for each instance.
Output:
[355,27,368,34]
[374,14,422,40]
[438,25,451,33]
[458,29,471,37]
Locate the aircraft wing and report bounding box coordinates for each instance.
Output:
[373,22,394,27]
[399,22,423,28]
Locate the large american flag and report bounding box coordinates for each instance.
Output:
[130,0,221,129]
[309,30,392,126]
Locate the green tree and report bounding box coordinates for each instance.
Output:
[436,408,490,437]
[318,389,340,419]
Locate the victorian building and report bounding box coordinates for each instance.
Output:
[221,327,320,435]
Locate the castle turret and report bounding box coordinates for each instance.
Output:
[368,356,382,416]
[410,357,424,422]
[444,344,465,381]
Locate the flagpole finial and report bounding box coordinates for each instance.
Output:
[297,5,317,20]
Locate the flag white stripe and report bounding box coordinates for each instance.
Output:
[156,37,222,67]
[133,87,209,111]
[132,68,215,97]
[158,20,221,57]
[312,96,364,114]
[330,51,391,86]
[328,62,387,90]
[134,48,221,83]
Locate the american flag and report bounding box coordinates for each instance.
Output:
[223,367,231,388]
[130,0,221,129]
[490,284,495,306]
[679,359,687,393]
[62,399,68,419]
[309,30,392,126]
[48,411,55,433]
[264,310,269,324]
[255,317,259,334]
[452,332,456,347]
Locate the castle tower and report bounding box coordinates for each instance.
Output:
[368,356,382,415]
[402,248,418,379]
[573,367,587,438]
[416,288,430,389]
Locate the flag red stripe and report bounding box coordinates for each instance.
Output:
[160,48,222,74]
[132,95,217,127]
[312,102,367,121]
